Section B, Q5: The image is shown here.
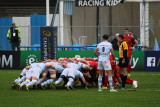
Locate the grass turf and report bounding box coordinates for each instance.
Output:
[0,70,160,107]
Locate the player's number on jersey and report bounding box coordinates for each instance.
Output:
[102,47,105,52]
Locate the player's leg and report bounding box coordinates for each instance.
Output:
[18,69,32,90]
[65,69,76,91]
[126,78,138,88]
[36,70,48,86]
[98,61,103,91]
[121,67,127,88]
[103,61,117,92]
[112,76,117,87]
[98,70,103,91]
[65,77,74,91]
[54,77,64,85]
[102,72,108,89]
[105,70,117,92]
[25,68,40,91]
[114,70,122,84]
[70,78,79,89]
[17,76,26,84]
[18,78,30,90]
[41,71,56,87]
[128,50,132,77]
[118,58,128,89]
[54,68,68,87]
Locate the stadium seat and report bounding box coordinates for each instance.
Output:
[58,45,63,51]
[135,44,143,51]
[31,44,40,51]
[87,44,97,51]
[92,44,98,50]
[73,44,81,51]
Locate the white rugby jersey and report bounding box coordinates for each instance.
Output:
[36,63,46,73]
[20,68,28,76]
[31,63,38,68]
[97,41,112,61]
[67,62,79,70]
[56,64,64,73]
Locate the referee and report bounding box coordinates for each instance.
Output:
[118,34,129,89]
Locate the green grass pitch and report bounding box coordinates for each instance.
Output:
[0,70,160,107]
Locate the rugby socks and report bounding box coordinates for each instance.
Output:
[36,79,42,85]
[108,76,113,90]
[104,75,108,87]
[14,79,19,83]
[126,78,133,84]
[98,76,103,89]
[66,78,74,87]
[41,79,53,86]
[120,75,127,88]
[128,64,131,74]
[112,76,117,86]
[26,81,35,87]
[55,78,63,85]
[20,81,28,87]
[18,76,26,83]
[123,76,127,87]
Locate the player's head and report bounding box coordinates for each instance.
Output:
[12,23,16,27]
[115,33,119,40]
[129,31,133,36]
[103,34,109,40]
[124,28,130,36]
[118,34,124,42]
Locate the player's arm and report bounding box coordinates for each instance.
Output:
[43,59,51,63]
[94,48,99,57]
[122,42,128,63]
[45,64,57,71]
[77,58,90,66]
[80,76,88,90]
[25,66,31,70]
[110,49,116,65]
[133,39,138,49]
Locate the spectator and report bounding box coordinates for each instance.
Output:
[7,23,21,51]
[111,33,119,50]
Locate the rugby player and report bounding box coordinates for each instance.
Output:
[94,34,117,92]
[124,29,138,76]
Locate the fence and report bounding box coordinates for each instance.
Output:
[0,25,160,51]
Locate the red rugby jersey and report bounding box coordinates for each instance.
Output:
[124,35,134,49]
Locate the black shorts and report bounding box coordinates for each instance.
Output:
[118,58,129,68]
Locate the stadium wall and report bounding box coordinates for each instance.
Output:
[0,18,12,50]
[13,17,31,46]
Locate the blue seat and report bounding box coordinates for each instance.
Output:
[31,44,40,51]
[58,45,63,51]
[92,44,97,50]
[73,44,81,51]
[87,44,97,51]
[135,44,143,51]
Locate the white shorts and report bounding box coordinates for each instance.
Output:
[60,68,76,79]
[47,68,56,72]
[31,67,41,79]
[26,68,33,79]
[98,61,112,71]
